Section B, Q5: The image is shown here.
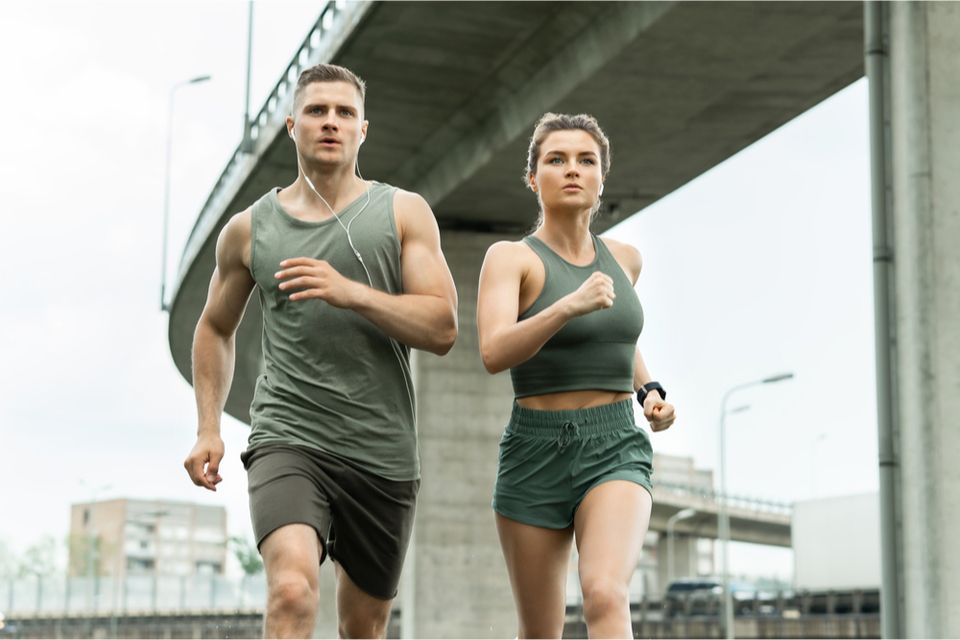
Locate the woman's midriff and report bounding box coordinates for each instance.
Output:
[515,389,633,411]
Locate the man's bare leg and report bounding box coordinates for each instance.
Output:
[335,563,393,639]
[261,524,322,638]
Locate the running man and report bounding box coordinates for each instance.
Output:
[184,63,458,638]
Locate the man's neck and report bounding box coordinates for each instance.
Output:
[288,162,367,218]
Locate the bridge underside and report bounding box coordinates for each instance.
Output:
[168,1,864,421]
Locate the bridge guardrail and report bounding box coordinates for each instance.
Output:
[656,481,793,516]
[174,0,371,298]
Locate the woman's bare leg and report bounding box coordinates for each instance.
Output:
[496,513,574,638]
[574,481,652,639]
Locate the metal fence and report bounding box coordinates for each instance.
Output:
[4,582,880,639]
[1,574,267,616]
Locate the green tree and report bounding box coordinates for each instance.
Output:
[17,536,60,578]
[0,538,18,579]
[229,535,263,576]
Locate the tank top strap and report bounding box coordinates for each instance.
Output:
[522,234,557,272]
[592,234,633,285]
[522,233,604,270]
[591,233,616,265]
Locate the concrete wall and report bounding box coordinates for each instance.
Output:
[409,230,516,638]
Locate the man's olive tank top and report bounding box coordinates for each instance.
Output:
[510,234,643,398]
[246,182,418,481]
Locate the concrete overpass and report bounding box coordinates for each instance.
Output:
[168,0,863,421]
[165,2,870,637]
[652,483,790,548]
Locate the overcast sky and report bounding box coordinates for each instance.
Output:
[0,2,877,581]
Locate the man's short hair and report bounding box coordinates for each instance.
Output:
[293,63,366,110]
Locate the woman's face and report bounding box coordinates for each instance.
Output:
[531,129,603,215]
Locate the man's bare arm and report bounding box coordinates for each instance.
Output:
[184,210,255,490]
[353,191,457,354]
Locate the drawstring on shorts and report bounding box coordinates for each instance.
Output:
[555,420,580,452]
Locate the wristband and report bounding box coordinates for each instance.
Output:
[637,381,666,407]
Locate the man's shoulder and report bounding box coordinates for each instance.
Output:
[390,185,429,212]
[389,187,437,239]
[222,207,253,241]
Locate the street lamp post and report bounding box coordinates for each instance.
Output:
[77,481,112,612]
[666,508,697,587]
[718,372,794,639]
[160,74,211,312]
[241,1,255,153]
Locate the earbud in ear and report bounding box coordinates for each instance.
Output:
[360,133,366,144]
[599,183,604,196]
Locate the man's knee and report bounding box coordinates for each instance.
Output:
[268,571,318,619]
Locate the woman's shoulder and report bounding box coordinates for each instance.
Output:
[481,238,543,280]
[484,238,538,262]
[599,236,642,283]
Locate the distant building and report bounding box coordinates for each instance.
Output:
[67,499,227,579]
[654,451,714,491]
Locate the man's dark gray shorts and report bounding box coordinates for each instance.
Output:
[241,444,419,600]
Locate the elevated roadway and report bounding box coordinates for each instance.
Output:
[167,1,863,420]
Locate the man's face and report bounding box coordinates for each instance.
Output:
[287,80,368,166]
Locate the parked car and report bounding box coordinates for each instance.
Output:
[0,611,17,637]
[663,578,774,618]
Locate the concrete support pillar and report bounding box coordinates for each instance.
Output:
[408,230,517,637]
[886,3,960,637]
[655,535,699,597]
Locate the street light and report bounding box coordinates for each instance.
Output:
[666,507,697,587]
[128,510,169,613]
[160,74,211,312]
[241,1,255,153]
[76,481,113,612]
[77,481,113,578]
[718,372,794,639]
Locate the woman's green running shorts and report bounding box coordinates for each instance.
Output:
[492,398,654,529]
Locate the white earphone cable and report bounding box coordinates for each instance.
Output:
[294,144,414,418]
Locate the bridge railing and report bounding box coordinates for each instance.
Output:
[174,0,369,294]
[656,481,793,516]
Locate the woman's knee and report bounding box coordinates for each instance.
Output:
[581,577,628,620]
